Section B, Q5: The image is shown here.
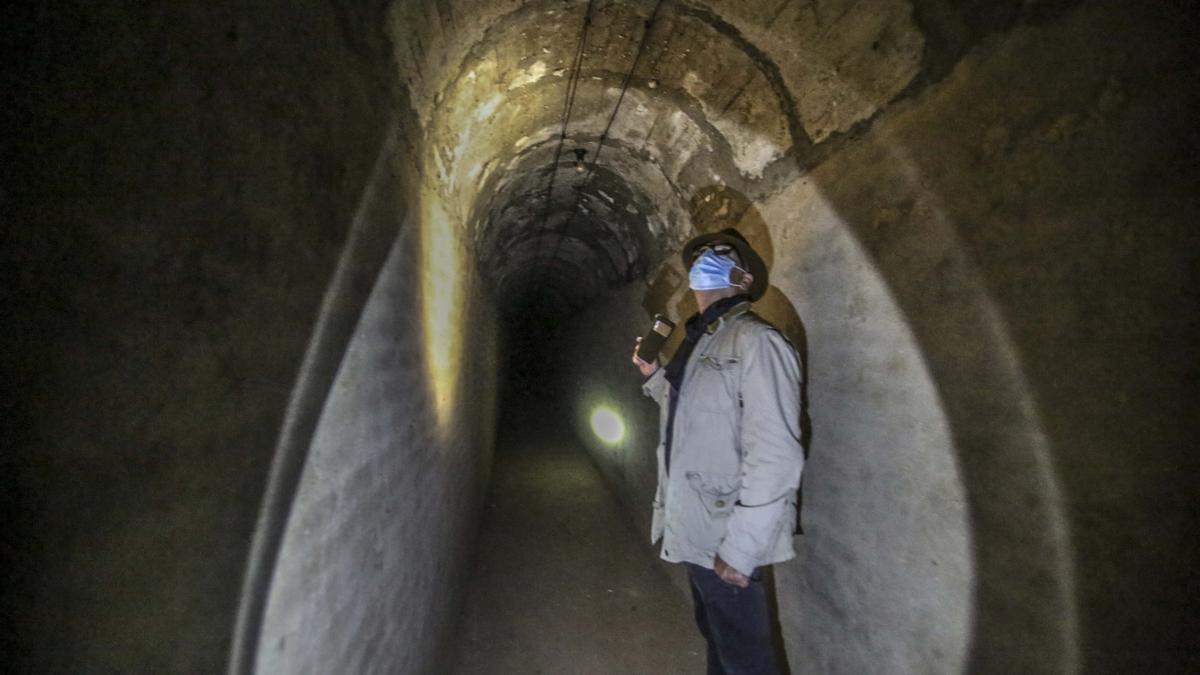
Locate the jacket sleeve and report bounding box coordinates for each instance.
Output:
[641,365,670,407]
[717,327,804,576]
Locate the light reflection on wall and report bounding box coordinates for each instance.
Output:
[421,197,464,428]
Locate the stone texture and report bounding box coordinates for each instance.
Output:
[3,1,1197,673]
[705,0,926,143]
[255,222,497,675]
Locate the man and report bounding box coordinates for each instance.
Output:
[632,228,803,675]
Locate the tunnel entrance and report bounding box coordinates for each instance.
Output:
[481,142,669,420]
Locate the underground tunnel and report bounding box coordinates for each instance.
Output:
[2,1,1197,674]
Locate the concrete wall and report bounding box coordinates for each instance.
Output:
[563,3,1198,674]
[1,2,406,672]
[254,205,497,675]
[568,233,974,675]
[797,5,1198,671]
[3,0,1196,673]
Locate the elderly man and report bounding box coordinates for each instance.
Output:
[632,228,804,675]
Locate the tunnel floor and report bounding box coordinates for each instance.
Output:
[449,393,705,674]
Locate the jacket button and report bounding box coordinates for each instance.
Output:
[715,500,726,508]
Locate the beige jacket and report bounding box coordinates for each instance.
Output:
[642,301,804,576]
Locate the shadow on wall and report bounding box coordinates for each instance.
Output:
[559,7,1197,674]
[628,179,979,674]
[762,5,1200,670]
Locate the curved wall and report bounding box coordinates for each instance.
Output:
[564,191,982,675]
[253,201,498,674]
[538,2,1197,673]
[3,1,1196,673]
[2,2,406,672]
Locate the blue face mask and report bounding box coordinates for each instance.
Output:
[688,249,739,290]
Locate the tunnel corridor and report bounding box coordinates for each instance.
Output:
[3,1,1198,674]
[448,388,705,674]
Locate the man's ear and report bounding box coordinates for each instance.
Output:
[735,269,754,291]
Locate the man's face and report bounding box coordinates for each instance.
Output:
[695,243,749,288]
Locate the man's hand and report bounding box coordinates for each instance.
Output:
[714,556,751,588]
[632,336,659,378]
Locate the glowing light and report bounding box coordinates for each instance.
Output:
[590,406,626,445]
[421,198,464,428]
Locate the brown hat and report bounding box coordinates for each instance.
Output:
[681,228,769,301]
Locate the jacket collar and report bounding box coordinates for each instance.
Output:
[703,298,752,335]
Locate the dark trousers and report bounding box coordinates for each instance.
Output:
[685,562,780,675]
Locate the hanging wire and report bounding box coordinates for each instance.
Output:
[531,0,596,262]
[542,0,666,267]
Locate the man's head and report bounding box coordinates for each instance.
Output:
[681,228,769,302]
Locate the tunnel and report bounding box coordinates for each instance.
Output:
[2,1,1197,673]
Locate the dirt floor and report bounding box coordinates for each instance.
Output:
[449,397,705,674]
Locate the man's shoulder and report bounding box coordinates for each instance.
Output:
[730,310,796,352]
[736,310,783,338]
[737,309,775,331]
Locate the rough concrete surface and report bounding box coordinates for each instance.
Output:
[255,219,497,674]
[2,0,1197,673]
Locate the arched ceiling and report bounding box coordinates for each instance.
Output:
[387,0,923,315]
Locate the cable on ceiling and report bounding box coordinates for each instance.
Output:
[531,0,596,262]
[541,0,666,269]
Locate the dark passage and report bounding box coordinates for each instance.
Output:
[3,2,1198,673]
[450,389,704,674]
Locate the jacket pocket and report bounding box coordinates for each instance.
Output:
[685,471,739,516]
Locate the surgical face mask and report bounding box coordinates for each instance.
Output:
[688,248,740,290]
